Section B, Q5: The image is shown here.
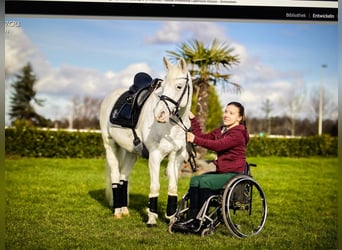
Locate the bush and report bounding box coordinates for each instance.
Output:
[5,127,104,158]
[5,126,337,158]
[247,135,337,157]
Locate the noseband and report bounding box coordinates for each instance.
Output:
[158,75,190,117]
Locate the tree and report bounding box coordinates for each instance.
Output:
[70,95,102,129]
[283,90,305,137]
[206,85,224,131]
[261,99,273,135]
[167,39,240,157]
[9,62,48,126]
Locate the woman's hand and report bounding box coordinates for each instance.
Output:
[187,132,195,143]
[189,111,195,119]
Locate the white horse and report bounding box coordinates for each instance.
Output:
[99,57,193,226]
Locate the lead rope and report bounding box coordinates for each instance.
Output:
[186,128,197,172]
[170,114,197,172]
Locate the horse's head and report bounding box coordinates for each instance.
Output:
[154,57,192,123]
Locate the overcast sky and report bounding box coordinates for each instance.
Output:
[5,17,338,126]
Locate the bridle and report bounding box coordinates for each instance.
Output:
[158,74,190,118]
[157,73,197,172]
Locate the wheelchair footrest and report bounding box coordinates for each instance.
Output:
[171,219,202,233]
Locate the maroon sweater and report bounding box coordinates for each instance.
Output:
[190,117,249,173]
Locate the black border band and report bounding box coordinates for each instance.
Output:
[5,1,338,22]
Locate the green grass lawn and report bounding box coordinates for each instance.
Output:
[5,157,338,249]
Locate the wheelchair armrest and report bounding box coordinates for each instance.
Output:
[245,162,257,176]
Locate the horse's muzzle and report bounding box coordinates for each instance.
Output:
[155,110,169,123]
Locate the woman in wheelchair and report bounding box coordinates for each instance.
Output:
[173,101,249,232]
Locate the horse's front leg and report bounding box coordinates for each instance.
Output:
[146,150,163,227]
[165,149,186,219]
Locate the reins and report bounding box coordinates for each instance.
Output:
[170,114,197,172]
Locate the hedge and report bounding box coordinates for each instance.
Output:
[5,127,104,158]
[5,127,338,158]
[247,135,337,157]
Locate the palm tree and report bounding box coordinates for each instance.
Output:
[167,39,241,157]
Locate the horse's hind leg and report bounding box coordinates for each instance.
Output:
[117,150,137,217]
[103,139,123,218]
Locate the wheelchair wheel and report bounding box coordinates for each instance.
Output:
[221,175,267,238]
[201,228,213,237]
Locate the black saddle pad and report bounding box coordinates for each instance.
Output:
[109,91,134,128]
[109,87,152,128]
[109,73,162,129]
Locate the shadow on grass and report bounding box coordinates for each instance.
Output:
[129,193,171,224]
[88,189,109,210]
[89,189,161,223]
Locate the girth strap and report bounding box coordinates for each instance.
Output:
[132,129,149,159]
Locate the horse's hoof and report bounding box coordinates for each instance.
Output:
[121,207,130,217]
[146,208,158,226]
[147,223,157,228]
[113,213,122,219]
[122,212,130,217]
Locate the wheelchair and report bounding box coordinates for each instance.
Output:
[168,163,267,238]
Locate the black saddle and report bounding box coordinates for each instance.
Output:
[109,72,161,129]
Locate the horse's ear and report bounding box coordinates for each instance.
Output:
[163,57,171,70]
[179,58,187,72]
